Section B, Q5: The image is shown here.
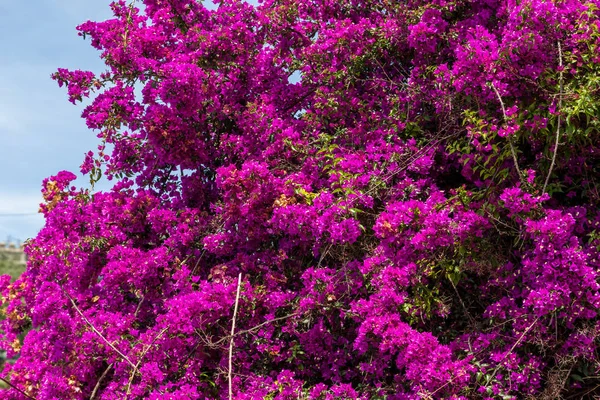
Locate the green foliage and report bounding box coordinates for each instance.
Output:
[0,253,25,281]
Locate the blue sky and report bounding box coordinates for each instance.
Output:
[0,1,252,243]
[0,0,116,242]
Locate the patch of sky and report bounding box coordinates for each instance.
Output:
[288,70,302,84]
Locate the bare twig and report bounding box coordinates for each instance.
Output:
[425,369,470,398]
[126,327,169,394]
[363,131,460,198]
[190,249,206,276]
[559,363,575,398]
[0,376,37,400]
[90,363,113,400]
[134,295,145,318]
[488,317,540,383]
[448,278,477,327]
[228,273,242,400]
[64,291,137,371]
[316,243,333,269]
[213,312,299,347]
[490,82,523,181]
[543,41,564,194]
[567,382,600,399]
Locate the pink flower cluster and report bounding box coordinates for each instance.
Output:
[2,0,600,398]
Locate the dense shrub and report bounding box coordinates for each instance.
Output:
[2,0,600,398]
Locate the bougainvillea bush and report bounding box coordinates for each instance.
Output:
[2,0,600,398]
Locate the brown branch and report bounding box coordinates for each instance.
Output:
[90,363,113,400]
[0,376,37,400]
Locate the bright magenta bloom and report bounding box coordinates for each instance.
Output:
[2,0,600,398]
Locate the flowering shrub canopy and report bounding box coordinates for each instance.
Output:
[2,0,600,398]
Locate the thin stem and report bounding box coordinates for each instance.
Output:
[488,317,539,383]
[490,82,523,181]
[0,376,37,400]
[228,273,242,400]
[449,278,477,327]
[64,290,137,370]
[213,312,299,347]
[126,327,169,394]
[363,131,460,198]
[90,363,113,400]
[427,369,469,398]
[558,363,574,398]
[543,41,563,194]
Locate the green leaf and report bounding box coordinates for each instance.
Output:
[571,373,584,382]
